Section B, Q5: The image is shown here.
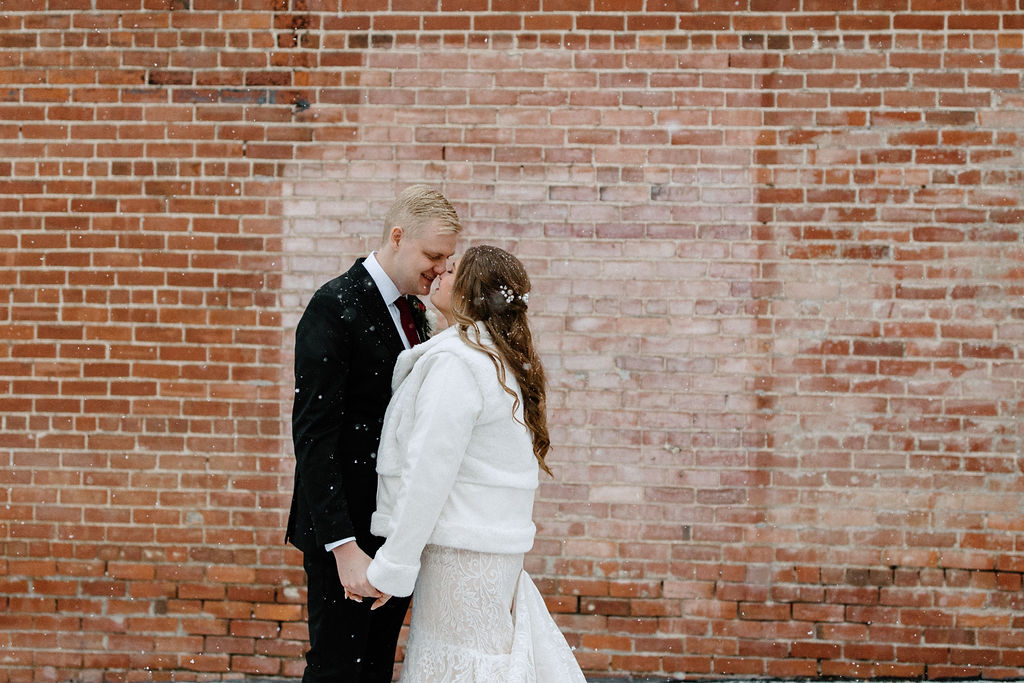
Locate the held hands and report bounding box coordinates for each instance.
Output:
[343,586,392,611]
[331,542,392,610]
[332,542,380,602]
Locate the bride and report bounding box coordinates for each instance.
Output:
[358,245,586,682]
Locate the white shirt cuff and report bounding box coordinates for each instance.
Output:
[325,537,356,552]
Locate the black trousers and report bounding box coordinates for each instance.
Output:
[302,550,412,683]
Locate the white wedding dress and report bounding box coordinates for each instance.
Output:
[398,545,587,682]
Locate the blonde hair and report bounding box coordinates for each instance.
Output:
[451,245,552,476]
[382,184,461,242]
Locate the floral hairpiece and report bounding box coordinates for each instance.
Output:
[498,285,529,305]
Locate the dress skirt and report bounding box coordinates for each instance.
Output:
[398,545,586,682]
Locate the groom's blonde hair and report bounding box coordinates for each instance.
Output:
[382,184,461,241]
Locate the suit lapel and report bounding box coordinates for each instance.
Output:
[349,259,405,357]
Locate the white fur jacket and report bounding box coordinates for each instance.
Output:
[366,323,540,598]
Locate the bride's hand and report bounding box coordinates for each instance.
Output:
[370,593,392,611]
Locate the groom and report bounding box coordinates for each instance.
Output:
[287,185,461,682]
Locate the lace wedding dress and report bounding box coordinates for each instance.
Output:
[398,545,587,682]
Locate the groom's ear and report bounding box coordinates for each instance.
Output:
[386,226,404,251]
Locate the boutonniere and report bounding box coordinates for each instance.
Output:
[407,296,432,340]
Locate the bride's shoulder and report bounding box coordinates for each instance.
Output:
[415,326,501,381]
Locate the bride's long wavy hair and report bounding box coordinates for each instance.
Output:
[451,245,551,476]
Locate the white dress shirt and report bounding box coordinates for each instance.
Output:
[363,251,413,351]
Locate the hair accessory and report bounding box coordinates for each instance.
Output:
[498,285,529,305]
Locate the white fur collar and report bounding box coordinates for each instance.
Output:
[391,322,492,391]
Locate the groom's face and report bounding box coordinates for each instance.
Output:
[390,220,457,296]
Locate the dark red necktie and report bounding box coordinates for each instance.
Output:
[394,296,421,347]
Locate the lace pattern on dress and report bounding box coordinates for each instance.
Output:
[399,545,585,683]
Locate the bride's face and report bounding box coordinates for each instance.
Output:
[429,257,458,321]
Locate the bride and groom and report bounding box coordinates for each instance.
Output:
[287,185,586,682]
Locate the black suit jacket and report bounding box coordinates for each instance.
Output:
[287,259,420,556]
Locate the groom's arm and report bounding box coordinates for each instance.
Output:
[293,291,385,599]
[291,291,357,547]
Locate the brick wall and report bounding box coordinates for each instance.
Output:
[2,2,1023,680]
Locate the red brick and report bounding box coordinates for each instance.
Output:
[3,6,1024,682]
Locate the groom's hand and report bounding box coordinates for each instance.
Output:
[331,542,382,601]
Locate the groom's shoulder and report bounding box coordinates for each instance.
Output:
[312,261,374,302]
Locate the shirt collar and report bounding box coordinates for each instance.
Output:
[364,251,402,305]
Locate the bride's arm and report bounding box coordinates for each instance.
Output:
[366,352,482,597]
